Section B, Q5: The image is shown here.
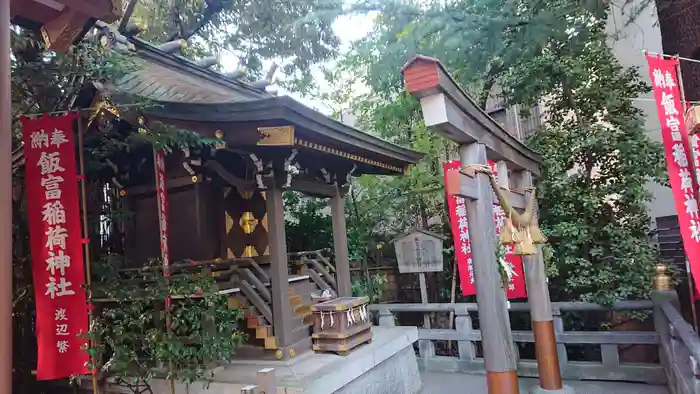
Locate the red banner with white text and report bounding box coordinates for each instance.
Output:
[21,113,89,380]
[443,160,527,299]
[646,54,700,295]
[154,149,171,273]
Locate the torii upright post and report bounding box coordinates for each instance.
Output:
[402,55,571,394]
[459,142,520,393]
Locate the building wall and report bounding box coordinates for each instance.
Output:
[607,1,675,221]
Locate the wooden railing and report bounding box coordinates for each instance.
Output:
[654,290,700,394]
[288,249,338,295]
[370,301,666,385]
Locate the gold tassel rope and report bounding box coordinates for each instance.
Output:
[524,187,547,244]
[514,228,537,256]
[529,219,548,245]
[499,211,520,246]
[461,164,547,250]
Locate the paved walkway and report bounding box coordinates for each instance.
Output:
[421,372,669,393]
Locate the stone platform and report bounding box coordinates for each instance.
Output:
[106,326,421,394]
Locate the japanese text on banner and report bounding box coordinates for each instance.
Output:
[442,160,527,299]
[645,54,700,295]
[154,150,170,273]
[21,113,89,381]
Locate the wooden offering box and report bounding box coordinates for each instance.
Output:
[311,296,372,356]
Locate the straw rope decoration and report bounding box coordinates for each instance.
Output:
[461,164,547,256]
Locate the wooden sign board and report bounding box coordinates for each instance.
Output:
[393,230,444,273]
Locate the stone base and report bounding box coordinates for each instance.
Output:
[99,326,421,394]
[530,385,575,394]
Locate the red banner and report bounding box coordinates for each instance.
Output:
[489,162,527,299]
[646,54,700,296]
[444,160,475,295]
[154,149,171,273]
[443,160,527,299]
[21,113,89,380]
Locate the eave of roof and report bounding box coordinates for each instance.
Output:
[140,95,424,167]
[109,36,423,169]
[126,36,269,101]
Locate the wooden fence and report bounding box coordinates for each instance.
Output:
[654,290,700,394]
[370,301,667,384]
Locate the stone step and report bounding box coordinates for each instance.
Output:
[264,336,278,350]
[255,325,273,339]
[246,315,265,329]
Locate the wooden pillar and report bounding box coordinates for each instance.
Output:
[494,161,520,362]
[0,0,11,391]
[265,185,293,347]
[517,171,571,394]
[331,189,351,297]
[460,143,519,394]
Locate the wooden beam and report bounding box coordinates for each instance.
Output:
[118,0,138,32]
[419,93,540,174]
[289,178,336,197]
[403,57,540,175]
[126,175,195,196]
[203,160,254,191]
[55,0,117,20]
[453,172,528,210]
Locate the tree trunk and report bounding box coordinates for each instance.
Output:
[655,0,700,101]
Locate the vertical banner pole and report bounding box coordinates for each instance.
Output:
[76,116,99,394]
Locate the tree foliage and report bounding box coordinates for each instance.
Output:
[87,256,244,391]
[129,0,344,80]
[520,25,666,303]
[307,0,666,305]
[12,0,346,387]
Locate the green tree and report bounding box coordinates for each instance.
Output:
[284,191,334,252]
[10,29,136,393]
[128,0,344,82]
[12,0,347,387]
[511,24,666,303]
[312,0,665,305]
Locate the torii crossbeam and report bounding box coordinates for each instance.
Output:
[402,56,573,394]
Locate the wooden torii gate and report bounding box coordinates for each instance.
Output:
[402,56,573,394]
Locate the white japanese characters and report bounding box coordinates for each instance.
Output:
[453,196,474,284]
[451,163,519,293]
[155,152,170,270]
[28,126,76,355]
[652,67,700,242]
